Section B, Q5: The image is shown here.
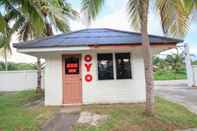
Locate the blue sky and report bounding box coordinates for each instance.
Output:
[2,0,197,63]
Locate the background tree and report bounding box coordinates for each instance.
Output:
[81,0,196,114]
[0,0,78,93]
[153,52,186,80]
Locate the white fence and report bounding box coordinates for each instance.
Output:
[193,65,197,86]
[0,70,44,91]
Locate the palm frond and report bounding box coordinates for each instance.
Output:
[18,20,32,41]
[47,0,78,33]
[54,15,70,32]
[156,0,190,38]
[0,13,7,33]
[127,0,144,32]
[62,2,79,20]
[50,0,79,20]
[182,0,194,14]
[17,0,46,40]
[81,0,105,25]
[0,31,12,53]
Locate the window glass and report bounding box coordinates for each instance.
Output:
[115,53,132,79]
[97,54,114,80]
[65,56,79,74]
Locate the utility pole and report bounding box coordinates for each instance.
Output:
[184,43,194,87]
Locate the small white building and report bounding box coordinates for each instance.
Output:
[14,28,182,106]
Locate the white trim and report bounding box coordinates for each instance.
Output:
[18,46,91,53]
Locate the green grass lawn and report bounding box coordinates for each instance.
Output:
[75,97,197,131]
[0,90,58,131]
[1,90,197,131]
[154,70,187,80]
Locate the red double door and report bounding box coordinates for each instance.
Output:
[62,55,82,105]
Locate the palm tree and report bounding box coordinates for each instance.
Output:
[81,0,196,114]
[0,0,78,93]
[19,0,78,93]
[0,3,24,71]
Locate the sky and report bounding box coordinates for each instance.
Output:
[1,0,197,63]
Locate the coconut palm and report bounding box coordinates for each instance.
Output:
[0,3,24,71]
[0,0,78,92]
[17,0,78,92]
[81,0,196,114]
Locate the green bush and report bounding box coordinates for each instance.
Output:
[0,62,36,71]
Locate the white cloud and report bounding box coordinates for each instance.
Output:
[91,8,131,31]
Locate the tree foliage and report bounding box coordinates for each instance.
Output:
[0,0,78,56]
[0,62,36,71]
[153,53,186,80]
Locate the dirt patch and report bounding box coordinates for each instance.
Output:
[77,111,109,126]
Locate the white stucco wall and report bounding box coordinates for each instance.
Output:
[0,70,44,91]
[81,49,146,104]
[42,47,169,105]
[44,54,63,105]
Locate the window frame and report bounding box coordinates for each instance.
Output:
[96,52,133,81]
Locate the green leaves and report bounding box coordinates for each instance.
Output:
[81,0,105,25]
[156,0,190,38]
[0,13,7,33]
[127,0,144,32]
[0,0,78,62]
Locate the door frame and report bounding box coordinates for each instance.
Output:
[62,54,82,105]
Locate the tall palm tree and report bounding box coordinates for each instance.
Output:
[81,0,196,114]
[18,0,78,93]
[0,0,78,92]
[0,3,24,71]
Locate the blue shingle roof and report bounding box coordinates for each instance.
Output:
[13,28,183,49]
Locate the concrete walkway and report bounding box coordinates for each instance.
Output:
[42,106,80,131]
[155,80,197,114]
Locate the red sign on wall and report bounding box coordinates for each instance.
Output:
[84,54,93,82]
[65,63,79,74]
[84,54,92,62]
[85,74,92,82]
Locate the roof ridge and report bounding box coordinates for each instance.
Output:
[103,28,183,42]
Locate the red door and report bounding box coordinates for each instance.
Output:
[62,55,82,105]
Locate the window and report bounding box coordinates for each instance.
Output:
[97,54,114,80]
[115,53,132,79]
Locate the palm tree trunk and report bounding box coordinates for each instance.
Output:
[44,15,53,36]
[36,57,42,93]
[141,0,154,114]
[35,14,53,93]
[4,49,8,71]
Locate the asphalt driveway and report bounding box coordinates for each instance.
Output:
[155,80,197,114]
